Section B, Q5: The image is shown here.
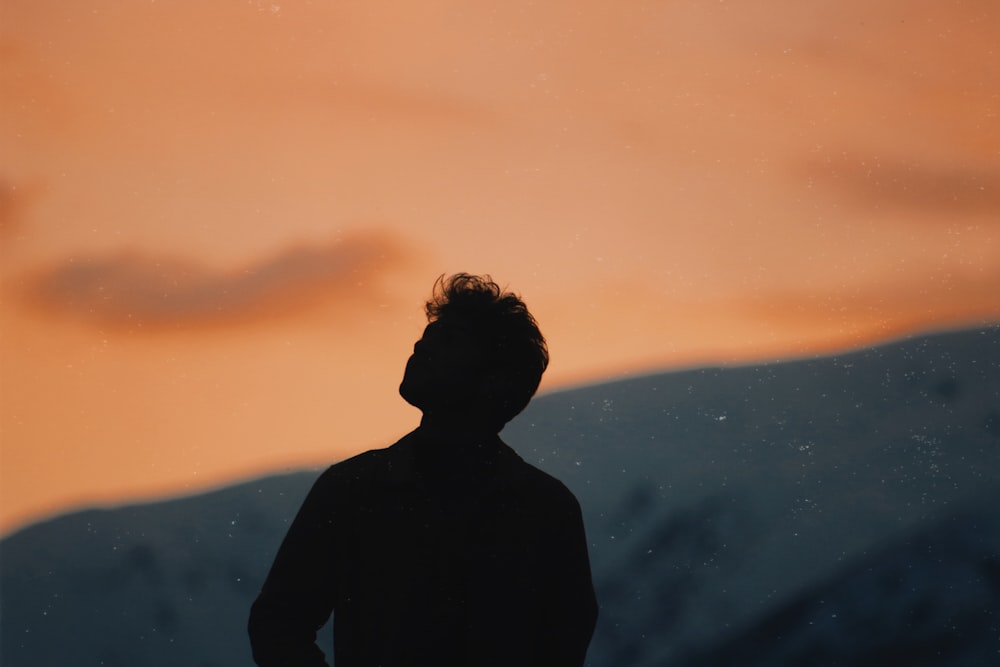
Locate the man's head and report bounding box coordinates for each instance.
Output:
[399,273,548,431]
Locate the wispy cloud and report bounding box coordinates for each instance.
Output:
[19,232,414,330]
[804,156,1000,217]
[735,267,1000,342]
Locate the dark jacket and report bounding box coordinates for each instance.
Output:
[248,430,598,666]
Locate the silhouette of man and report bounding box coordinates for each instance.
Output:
[249,274,598,667]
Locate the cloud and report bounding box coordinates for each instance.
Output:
[19,232,414,330]
[803,156,1000,217]
[733,267,1000,346]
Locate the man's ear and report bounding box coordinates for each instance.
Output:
[477,368,504,394]
[476,369,519,414]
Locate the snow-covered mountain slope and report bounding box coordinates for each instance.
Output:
[505,326,1000,665]
[2,326,998,666]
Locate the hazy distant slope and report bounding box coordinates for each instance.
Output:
[504,326,1000,665]
[678,502,1000,667]
[0,472,317,667]
[2,326,998,667]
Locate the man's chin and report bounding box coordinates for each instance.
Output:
[398,381,424,410]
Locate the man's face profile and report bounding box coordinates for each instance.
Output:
[399,320,486,415]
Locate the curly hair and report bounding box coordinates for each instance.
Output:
[425,273,548,427]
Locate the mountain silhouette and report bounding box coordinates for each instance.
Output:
[2,326,998,666]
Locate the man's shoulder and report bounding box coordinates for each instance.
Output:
[503,450,583,508]
[314,434,414,486]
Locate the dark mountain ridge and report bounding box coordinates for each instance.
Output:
[3,325,998,666]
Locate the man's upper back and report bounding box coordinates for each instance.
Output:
[251,431,597,667]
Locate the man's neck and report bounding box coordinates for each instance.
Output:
[415,414,500,449]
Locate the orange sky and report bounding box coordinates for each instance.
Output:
[2,0,998,535]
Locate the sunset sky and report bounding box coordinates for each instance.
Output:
[2,0,998,535]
